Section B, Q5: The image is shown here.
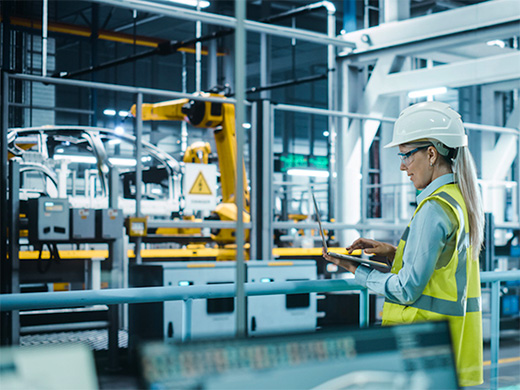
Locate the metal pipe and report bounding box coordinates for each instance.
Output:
[480,270,520,282]
[464,122,520,135]
[182,298,192,341]
[9,73,238,103]
[195,1,202,92]
[326,2,337,223]
[261,1,336,24]
[135,93,143,265]
[490,280,500,390]
[1,72,10,298]
[360,119,367,229]
[2,270,517,311]
[228,73,328,97]
[8,102,94,115]
[56,2,342,79]
[0,279,365,312]
[90,0,355,48]
[274,103,520,134]
[359,288,369,327]
[42,0,48,77]
[181,52,188,153]
[6,160,20,345]
[275,103,397,122]
[12,74,516,136]
[273,221,407,230]
[234,0,247,338]
[147,220,252,229]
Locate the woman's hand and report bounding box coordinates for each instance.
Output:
[346,238,396,261]
[322,248,359,274]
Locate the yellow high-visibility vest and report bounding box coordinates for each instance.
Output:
[382,183,483,387]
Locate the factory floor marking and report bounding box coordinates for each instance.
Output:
[483,356,520,366]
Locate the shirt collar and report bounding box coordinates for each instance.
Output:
[416,173,454,204]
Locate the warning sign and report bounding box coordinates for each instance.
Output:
[189,172,213,195]
[184,163,217,212]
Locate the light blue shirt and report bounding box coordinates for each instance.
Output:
[355,174,458,305]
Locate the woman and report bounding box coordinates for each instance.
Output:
[323,101,484,386]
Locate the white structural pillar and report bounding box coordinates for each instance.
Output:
[337,13,408,245]
[381,0,410,23]
[481,81,520,227]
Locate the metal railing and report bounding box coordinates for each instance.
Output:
[480,270,520,390]
[0,278,369,342]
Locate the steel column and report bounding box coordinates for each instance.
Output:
[251,100,273,261]
[108,168,123,370]
[234,0,247,337]
[326,3,337,223]
[359,289,369,327]
[490,280,500,390]
[182,299,193,342]
[134,93,143,264]
[5,160,21,346]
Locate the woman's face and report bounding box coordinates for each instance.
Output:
[398,144,433,190]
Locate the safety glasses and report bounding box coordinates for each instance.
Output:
[398,146,429,166]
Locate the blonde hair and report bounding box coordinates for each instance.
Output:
[452,146,484,259]
[404,140,485,259]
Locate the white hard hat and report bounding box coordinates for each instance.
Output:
[384,101,468,149]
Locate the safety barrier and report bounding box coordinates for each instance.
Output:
[480,270,520,390]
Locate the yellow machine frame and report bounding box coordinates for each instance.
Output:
[131,92,250,244]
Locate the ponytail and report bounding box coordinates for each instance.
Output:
[453,146,484,259]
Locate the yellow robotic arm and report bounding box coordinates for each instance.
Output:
[130,93,250,244]
[130,98,188,121]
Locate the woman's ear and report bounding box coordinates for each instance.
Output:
[428,146,438,165]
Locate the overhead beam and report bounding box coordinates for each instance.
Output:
[379,52,520,95]
[91,0,355,48]
[338,0,520,63]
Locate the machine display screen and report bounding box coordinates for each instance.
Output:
[139,321,458,390]
[44,202,64,212]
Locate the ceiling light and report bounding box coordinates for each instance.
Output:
[487,39,505,49]
[54,155,97,164]
[408,87,447,99]
[164,0,210,8]
[323,131,330,137]
[103,109,116,116]
[118,110,129,117]
[109,157,137,167]
[287,168,329,178]
[115,126,125,134]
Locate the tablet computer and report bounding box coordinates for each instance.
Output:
[311,190,391,271]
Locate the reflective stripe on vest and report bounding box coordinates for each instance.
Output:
[389,190,480,316]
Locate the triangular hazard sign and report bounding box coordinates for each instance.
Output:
[189,171,213,195]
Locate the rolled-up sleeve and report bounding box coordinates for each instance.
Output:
[354,200,456,305]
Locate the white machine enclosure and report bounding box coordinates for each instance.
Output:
[163,262,237,342]
[129,260,317,344]
[247,261,317,336]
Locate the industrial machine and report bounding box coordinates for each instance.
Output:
[130,92,250,245]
